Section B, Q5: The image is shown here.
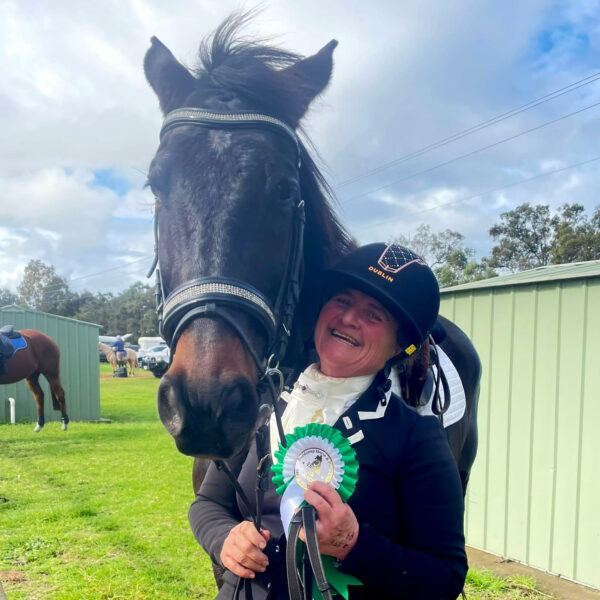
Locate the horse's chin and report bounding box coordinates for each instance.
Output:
[174,433,251,460]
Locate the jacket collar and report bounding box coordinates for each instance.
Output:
[333,369,393,446]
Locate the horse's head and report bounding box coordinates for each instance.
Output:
[144,16,349,458]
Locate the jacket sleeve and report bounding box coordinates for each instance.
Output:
[188,450,247,566]
[339,417,468,600]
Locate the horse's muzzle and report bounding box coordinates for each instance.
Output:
[157,372,258,458]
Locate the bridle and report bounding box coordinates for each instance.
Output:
[147,107,305,368]
[148,107,330,599]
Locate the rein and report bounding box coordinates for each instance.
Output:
[148,107,327,599]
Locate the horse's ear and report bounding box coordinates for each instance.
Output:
[144,37,196,115]
[283,39,338,125]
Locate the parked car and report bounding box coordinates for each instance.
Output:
[140,344,170,378]
[137,337,167,363]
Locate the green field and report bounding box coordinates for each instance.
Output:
[1,364,554,599]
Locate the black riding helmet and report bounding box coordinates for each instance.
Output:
[323,243,440,357]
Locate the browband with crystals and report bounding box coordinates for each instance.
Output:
[163,278,276,331]
[160,108,300,161]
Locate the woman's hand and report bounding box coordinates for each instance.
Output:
[301,481,359,560]
[220,521,270,579]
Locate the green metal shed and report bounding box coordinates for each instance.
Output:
[440,260,600,590]
[0,305,101,424]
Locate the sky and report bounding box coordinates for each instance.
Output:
[1,0,599,294]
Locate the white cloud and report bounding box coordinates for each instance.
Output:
[0,0,598,293]
[1,168,118,246]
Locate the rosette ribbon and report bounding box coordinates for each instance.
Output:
[271,423,361,600]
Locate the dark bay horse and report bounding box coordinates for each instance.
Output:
[143,15,480,495]
[0,329,69,432]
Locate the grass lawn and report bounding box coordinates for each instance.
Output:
[1,363,555,599]
[1,364,215,599]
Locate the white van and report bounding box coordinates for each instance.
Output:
[138,336,167,352]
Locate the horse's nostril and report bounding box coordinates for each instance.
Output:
[157,376,184,437]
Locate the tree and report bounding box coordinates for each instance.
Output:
[104,282,158,341]
[394,224,496,288]
[487,202,600,272]
[0,287,19,307]
[17,260,78,315]
[551,204,600,264]
[487,203,558,272]
[435,251,497,288]
[73,291,113,329]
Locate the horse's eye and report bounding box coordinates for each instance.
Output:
[147,167,169,201]
[276,179,298,203]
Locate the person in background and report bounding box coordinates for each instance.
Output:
[190,243,467,600]
[111,335,126,369]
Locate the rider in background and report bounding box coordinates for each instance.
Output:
[111,335,126,369]
[190,243,467,600]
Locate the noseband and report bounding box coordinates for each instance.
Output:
[147,108,305,371]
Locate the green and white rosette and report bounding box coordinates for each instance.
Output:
[271,423,361,600]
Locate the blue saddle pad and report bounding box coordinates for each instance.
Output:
[10,336,27,352]
[0,334,27,360]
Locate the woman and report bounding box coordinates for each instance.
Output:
[190,243,467,600]
[111,335,126,368]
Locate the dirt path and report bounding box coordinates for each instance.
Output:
[467,547,600,600]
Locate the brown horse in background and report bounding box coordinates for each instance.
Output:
[0,329,69,432]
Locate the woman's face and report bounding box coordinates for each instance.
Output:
[314,288,401,378]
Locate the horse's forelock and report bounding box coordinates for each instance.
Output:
[194,13,317,128]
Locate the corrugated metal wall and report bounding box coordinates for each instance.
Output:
[440,277,600,589]
[0,306,100,423]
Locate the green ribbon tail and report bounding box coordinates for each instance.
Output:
[311,556,362,600]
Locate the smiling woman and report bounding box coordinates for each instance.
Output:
[190,243,468,600]
[314,289,401,378]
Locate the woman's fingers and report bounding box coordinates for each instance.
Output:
[220,521,270,579]
[225,542,269,572]
[303,481,341,522]
[301,482,359,559]
[308,481,343,505]
[239,520,269,549]
[220,554,257,579]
